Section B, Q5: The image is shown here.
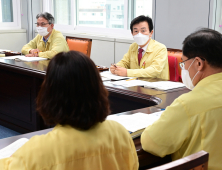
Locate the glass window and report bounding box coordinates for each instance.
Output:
[0,0,13,22]
[44,0,153,34]
[134,0,152,18]
[128,0,152,29]
[121,5,124,11]
[52,0,71,25]
[77,0,124,29]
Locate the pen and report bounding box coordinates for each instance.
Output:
[111,63,117,68]
[34,51,42,53]
[126,78,138,81]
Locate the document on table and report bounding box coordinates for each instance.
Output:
[0,49,10,52]
[144,81,185,90]
[110,79,185,90]
[100,71,133,81]
[107,111,163,133]
[101,77,111,81]
[111,79,148,87]
[0,55,48,61]
[0,138,29,159]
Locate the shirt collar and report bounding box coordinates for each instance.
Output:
[138,42,149,52]
[43,36,49,43]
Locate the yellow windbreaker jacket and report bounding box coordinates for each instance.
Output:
[21,29,69,59]
[117,39,169,79]
[0,120,139,170]
[141,72,222,170]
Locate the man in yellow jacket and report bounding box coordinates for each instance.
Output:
[141,28,222,170]
[22,12,69,59]
[110,15,169,79]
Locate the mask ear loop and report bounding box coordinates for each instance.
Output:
[190,58,202,83]
[187,58,196,71]
[191,70,199,83]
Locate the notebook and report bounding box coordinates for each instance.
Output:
[0,138,29,159]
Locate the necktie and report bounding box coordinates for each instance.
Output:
[138,48,144,66]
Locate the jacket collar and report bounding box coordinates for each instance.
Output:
[195,72,222,89]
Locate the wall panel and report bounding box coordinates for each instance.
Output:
[154,0,212,49]
[0,31,27,52]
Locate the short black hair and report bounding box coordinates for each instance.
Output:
[36,12,55,24]
[37,51,110,130]
[130,15,153,33]
[183,28,222,68]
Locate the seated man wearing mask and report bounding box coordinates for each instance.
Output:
[22,12,69,59]
[110,15,169,79]
[141,28,222,169]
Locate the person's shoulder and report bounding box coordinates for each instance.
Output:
[129,42,138,49]
[170,89,202,116]
[32,34,42,41]
[11,132,52,161]
[103,120,129,134]
[53,29,62,34]
[151,39,167,50]
[52,29,65,38]
[102,120,132,143]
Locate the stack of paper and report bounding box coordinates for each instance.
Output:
[0,55,48,62]
[100,71,133,81]
[110,79,185,90]
[107,111,163,138]
[0,138,29,159]
[144,81,185,90]
[0,49,10,52]
[111,79,148,87]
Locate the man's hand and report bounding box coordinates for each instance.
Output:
[115,66,127,77]
[110,65,116,74]
[25,54,35,57]
[29,49,40,57]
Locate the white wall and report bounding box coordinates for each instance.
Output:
[153,0,214,49]
[0,29,26,52]
[63,31,133,66]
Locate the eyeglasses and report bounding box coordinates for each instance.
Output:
[35,22,50,27]
[179,57,205,69]
[179,58,192,69]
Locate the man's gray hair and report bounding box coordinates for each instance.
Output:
[36,12,55,24]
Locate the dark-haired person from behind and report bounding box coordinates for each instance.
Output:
[141,28,222,169]
[0,51,139,170]
[110,15,169,79]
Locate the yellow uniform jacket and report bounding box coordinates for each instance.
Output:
[141,72,222,170]
[117,39,169,79]
[0,120,139,170]
[21,29,69,59]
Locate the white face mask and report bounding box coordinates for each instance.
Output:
[181,59,199,90]
[133,32,149,46]
[36,26,49,36]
